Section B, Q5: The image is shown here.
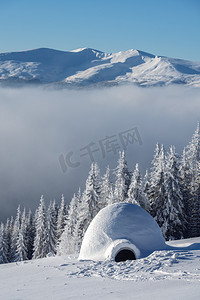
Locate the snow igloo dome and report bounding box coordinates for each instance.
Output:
[78,203,166,262]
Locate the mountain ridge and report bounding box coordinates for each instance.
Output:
[0,47,200,87]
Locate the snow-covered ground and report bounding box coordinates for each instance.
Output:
[0,237,200,300]
[0,47,200,87]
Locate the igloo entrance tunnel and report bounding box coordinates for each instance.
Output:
[78,203,166,262]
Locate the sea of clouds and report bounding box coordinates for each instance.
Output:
[0,85,200,220]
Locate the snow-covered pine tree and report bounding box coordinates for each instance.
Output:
[4,218,13,262]
[127,164,151,212]
[143,170,150,196]
[107,186,114,206]
[70,189,83,253]
[148,144,167,227]
[74,163,101,250]
[179,147,191,237]
[25,210,35,260]
[143,170,151,212]
[148,144,160,213]
[99,166,113,209]
[0,223,8,264]
[163,146,187,240]
[15,209,28,261]
[46,200,57,255]
[10,206,21,262]
[113,151,131,203]
[57,189,82,255]
[32,196,48,259]
[189,161,200,237]
[82,162,101,218]
[57,194,67,242]
[150,143,160,190]
[185,123,200,237]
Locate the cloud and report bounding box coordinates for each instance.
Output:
[0,85,200,221]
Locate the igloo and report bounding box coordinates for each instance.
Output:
[78,203,166,262]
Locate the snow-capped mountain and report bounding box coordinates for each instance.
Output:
[0,47,200,87]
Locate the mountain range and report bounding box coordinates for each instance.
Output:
[0,47,200,87]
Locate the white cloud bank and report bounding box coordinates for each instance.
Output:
[0,85,200,220]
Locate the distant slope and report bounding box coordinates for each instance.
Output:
[0,47,200,87]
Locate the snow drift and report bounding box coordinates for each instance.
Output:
[79,203,166,261]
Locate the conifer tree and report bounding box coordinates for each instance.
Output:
[128,164,151,212]
[57,194,67,242]
[46,200,57,255]
[33,196,48,259]
[143,170,150,198]
[179,148,191,237]
[149,144,160,212]
[58,189,82,254]
[113,151,131,203]
[4,218,12,262]
[164,146,186,240]
[74,163,101,250]
[107,186,114,206]
[0,223,8,264]
[70,189,83,253]
[143,170,151,213]
[25,210,35,260]
[10,206,21,262]
[15,209,28,261]
[148,144,167,229]
[99,166,113,209]
[185,123,200,237]
[80,162,101,225]
[189,162,200,237]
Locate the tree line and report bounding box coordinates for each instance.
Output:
[0,123,200,264]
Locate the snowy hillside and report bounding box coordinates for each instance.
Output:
[0,48,200,87]
[0,237,200,300]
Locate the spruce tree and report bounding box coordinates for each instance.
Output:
[74,163,101,250]
[189,161,200,237]
[113,151,131,203]
[46,200,57,255]
[25,210,35,260]
[15,209,28,261]
[179,148,191,237]
[164,146,186,240]
[143,170,150,196]
[185,123,200,237]
[58,189,82,255]
[99,166,113,209]
[0,223,8,264]
[10,206,21,262]
[81,162,101,223]
[33,196,48,259]
[148,144,167,228]
[128,164,151,212]
[57,194,67,243]
[4,218,12,262]
[143,170,151,213]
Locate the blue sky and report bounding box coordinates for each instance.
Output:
[1,0,200,61]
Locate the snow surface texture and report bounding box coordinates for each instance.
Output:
[0,238,200,300]
[79,203,166,261]
[0,48,200,87]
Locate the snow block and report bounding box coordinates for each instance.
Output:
[78,203,166,261]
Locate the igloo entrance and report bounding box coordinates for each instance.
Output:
[115,249,136,262]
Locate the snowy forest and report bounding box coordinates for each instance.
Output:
[0,123,200,264]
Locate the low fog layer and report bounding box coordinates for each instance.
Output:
[0,85,199,220]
